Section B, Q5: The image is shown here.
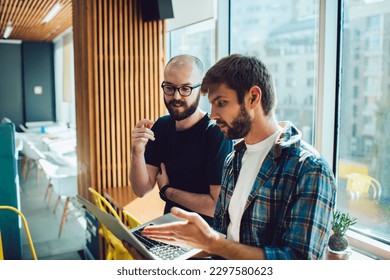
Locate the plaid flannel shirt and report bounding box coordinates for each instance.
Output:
[213,121,336,259]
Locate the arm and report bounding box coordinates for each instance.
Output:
[142,207,266,260]
[156,163,220,217]
[153,124,232,217]
[165,185,220,217]
[130,119,159,197]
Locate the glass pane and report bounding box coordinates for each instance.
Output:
[167,19,216,112]
[337,0,390,242]
[230,0,319,145]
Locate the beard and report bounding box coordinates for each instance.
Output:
[164,93,200,121]
[216,104,252,140]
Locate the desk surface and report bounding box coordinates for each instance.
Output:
[123,187,165,223]
[104,186,165,224]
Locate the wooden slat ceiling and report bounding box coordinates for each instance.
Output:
[0,0,72,42]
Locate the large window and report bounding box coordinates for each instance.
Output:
[53,30,76,128]
[230,0,319,145]
[337,0,390,244]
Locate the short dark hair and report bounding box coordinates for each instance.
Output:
[201,54,276,115]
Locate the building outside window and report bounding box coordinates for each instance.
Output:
[230,0,318,144]
[337,0,390,244]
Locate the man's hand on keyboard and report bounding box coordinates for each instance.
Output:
[122,241,145,260]
[141,207,221,253]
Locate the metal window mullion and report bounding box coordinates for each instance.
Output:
[216,0,230,60]
[315,0,340,170]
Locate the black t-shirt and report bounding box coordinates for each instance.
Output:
[145,113,233,225]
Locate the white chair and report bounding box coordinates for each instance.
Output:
[47,138,77,155]
[21,139,46,182]
[38,159,78,238]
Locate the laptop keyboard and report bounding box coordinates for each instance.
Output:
[133,227,191,260]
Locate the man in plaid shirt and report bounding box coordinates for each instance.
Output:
[140,54,336,260]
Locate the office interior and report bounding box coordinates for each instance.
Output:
[0,0,389,260]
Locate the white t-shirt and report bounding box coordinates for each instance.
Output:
[227,130,281,241]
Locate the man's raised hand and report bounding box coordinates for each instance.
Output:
[131,119,155,155]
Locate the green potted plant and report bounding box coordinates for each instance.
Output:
[327,210,357,260]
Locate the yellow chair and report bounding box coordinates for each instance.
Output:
[338,160,368,179]
[0,206,37,260]
[122,209,141,229]
[88,187,133,260]
[346,173,382,200]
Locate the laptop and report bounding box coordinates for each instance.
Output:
[77,195,202,260]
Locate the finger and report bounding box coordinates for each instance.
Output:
[146,236,185,248]
[133,126,155,134]
[171,207,198,222]
[133,127,155,137]
[142,229,183,244]
[160,162,166,173]
[135,119,154,129]
[145,233,196,250]
[171,207,211,229]
[132,131,155,141]
[142,231,175,240]
[132,138,153,147]
[143,221,184,233]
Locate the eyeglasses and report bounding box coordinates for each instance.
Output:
[161,82,201,97]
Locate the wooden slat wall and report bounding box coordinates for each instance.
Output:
[73,0,166,199]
